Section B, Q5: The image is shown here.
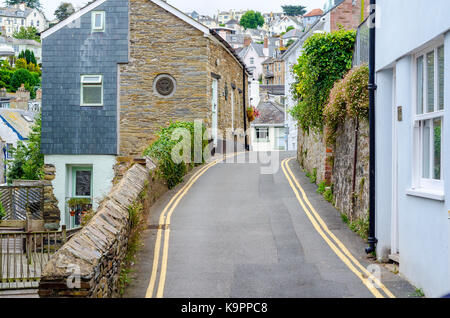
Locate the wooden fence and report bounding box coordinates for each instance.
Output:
[0,186,44,221]
[0,226,80,290]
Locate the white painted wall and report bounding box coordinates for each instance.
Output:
[44,155,116,228]
[251,126,285,151]
[242,45,266,81]
[283,45,300,151]
[376,0,450,297]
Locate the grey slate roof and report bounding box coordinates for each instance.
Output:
[282,29,305,39]
[0,7,33,18]
[252,100,285,125]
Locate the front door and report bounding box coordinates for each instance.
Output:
[211,79,218,147]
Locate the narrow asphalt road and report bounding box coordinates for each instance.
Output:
[125,152,415,298]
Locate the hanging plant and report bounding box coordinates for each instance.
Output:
[247,106,261,122]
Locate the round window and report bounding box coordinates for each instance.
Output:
[154,74,176,97]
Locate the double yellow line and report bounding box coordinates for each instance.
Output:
[146,153,241,298]
[281,158,396,299]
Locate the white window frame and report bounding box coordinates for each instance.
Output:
[81,75,103,106]
[411,41,445,196]
[91,11,105,32]
[255,127,270,142]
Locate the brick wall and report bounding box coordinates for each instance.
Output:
[330,0,370,32]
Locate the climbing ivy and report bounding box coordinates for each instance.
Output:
[324,64,369,145]
[290,28,356,132]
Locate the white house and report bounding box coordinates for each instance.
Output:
[374,0,450,297]
[281,19,326,151]
[0,4,48,37]
[238,42,267,81]
[269,16,302,36]
[0,36,41,63]
[250,100,286,151]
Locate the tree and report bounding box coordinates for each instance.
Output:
[7,113,44,183]
[286,26,295,33]
[18,49,37,65]
[239,11,264,30]
[13,26,40,42]
[54,2,75,21]
[5,0,41,9]
[282,5,307,16]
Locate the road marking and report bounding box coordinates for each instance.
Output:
[146,152,242,298]
[145,160,218,298]
[282,158,396,298]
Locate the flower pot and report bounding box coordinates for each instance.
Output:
[247,110,255,122]
[70,210,76,217]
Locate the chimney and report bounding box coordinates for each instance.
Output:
[244,36,252,47]
[263,37,269,57]
[19,3,26,11]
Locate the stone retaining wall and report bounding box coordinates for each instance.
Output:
[38,158,167,298]
[297,118,369,221]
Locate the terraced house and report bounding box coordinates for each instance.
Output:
[41,0,250,229]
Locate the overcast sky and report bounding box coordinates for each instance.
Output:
[3,0,327,20]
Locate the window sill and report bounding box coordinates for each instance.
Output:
[405,188,445,202]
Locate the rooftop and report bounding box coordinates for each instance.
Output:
[304,8,324,17]
[252,100,285,125]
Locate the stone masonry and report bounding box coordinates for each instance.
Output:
[297,118,369,221]
[38,158,165,298]
[119,0,248,157]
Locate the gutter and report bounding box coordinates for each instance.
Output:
[366,0,378,255]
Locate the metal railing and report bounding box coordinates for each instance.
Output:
[353,17,369,67]
[0,186,44,221]
[0,226,81,290]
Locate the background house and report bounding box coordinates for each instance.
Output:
[0,3,48,37]
[41,0,250,229]
[250,99,286,151]
[303,8,324,28]
[0,108,36,183]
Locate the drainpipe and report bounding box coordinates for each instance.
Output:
[243,67,249,151]
[366,0,377,254]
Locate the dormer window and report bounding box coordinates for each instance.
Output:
[91,11,105,32]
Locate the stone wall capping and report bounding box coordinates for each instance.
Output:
[39,157,168,297]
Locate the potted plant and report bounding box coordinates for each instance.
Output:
[67,198,92,217]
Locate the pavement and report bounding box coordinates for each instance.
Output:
[124,151,417,298]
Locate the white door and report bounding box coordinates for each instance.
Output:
[211,79,218,147]
[391,68,399,256]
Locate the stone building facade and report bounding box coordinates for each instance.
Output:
[119,0,249,156]
[41,0,249,229]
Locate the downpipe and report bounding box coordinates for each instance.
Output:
[366,0,378,255]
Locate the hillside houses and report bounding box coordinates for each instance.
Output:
[0,3,48,37]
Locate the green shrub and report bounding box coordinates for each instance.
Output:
[143,121,208,189]
[317,181,327,194]
[324,64,369,145]
[290,28,356,132]
[323,186,333,203]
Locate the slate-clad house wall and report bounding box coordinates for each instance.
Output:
[41,0,129,155]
